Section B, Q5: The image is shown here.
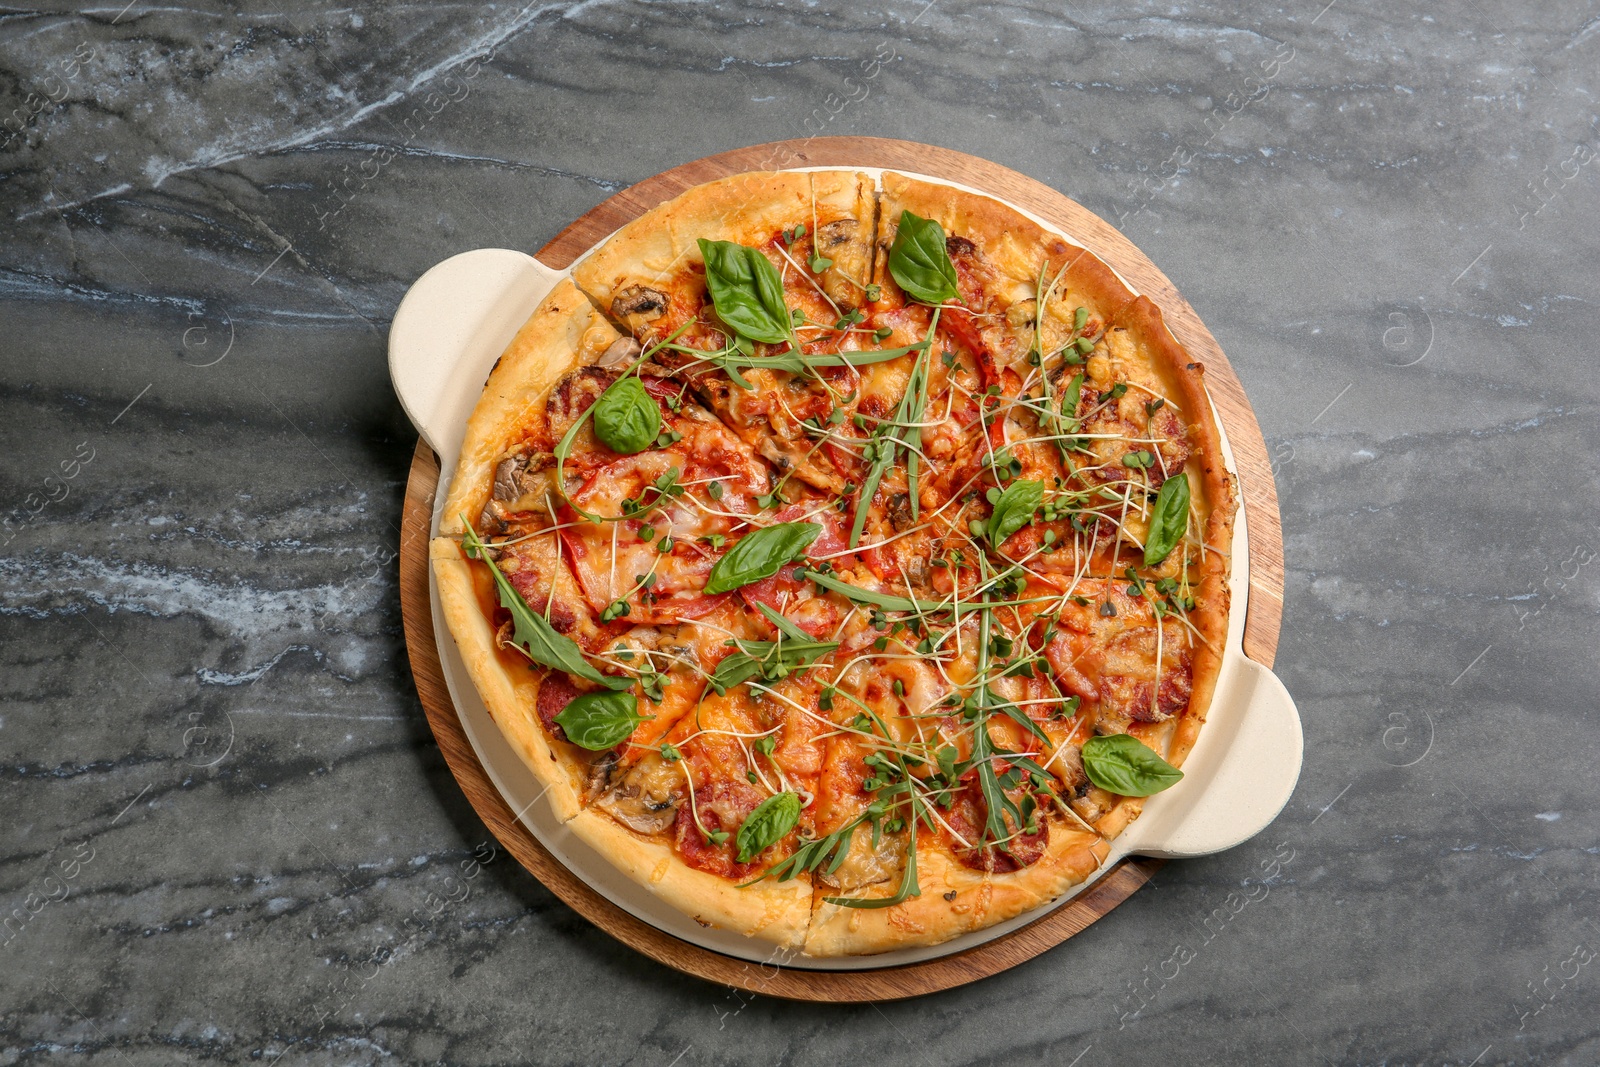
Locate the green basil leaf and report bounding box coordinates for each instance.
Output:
[887,210,959,306]
[591,375,660,454]
[735,791,802,863]
[703,521,821,595]
[1081,734,1183,796]
[1143,472,1191,566]
[986,478,1043,547]
[698,238,792,345]
[554,690,648,751]
[461,521,630,691]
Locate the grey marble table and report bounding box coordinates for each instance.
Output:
[3,1,1597,1064]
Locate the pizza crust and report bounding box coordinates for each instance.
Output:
[438,278,621,540]
[1100,295,1237,778]
[1086,298,1235,842]
[432,278,624,823]
[574,169,876,312]
[566,810,812,950]
[803,826,1108,956]
[431,538,586,823]
[878,171,1135,325]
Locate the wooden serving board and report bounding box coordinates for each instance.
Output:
[397,137,1284,1001]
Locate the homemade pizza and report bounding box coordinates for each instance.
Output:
[431,170,1236,956]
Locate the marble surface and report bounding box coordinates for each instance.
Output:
[3,1,1597,1063]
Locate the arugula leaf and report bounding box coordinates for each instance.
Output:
[591,375,660,454]
[825,787,921,909]
[554,690,649,750]
[824,835,919,909]
[735,791,802,863]
[709,635,838,694]
[1081,733,1184,796]
[708,650,764,693]
[704,521,821,594]
[796,568,946,613]
[708,602,838,692]
[1061,372,1083,421]
[688,341,922,389]
[698,239,792,345]
[994,699,1054,747]
[1047,371,1084,462]
[1143,472,1191,566]
[888,210,960,306]
[755,601,811,643]
[847,310,938,547]
[739,818,859,886]
[461,520,630,691]
[984,478,1043,547]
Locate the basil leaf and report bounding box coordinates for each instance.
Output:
[703,521,821,595]
[735,791,802,863]
[1143,472,1191,566]
[698,238,792,345]
[461,521,630,691]
[1081,734,1183,797]
[554,690,648,751]
[591,375,660,454]
[887,210,959,306]
[986,478,1043,547]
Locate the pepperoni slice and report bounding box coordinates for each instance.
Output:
[943,785,1050,873]
[768,503,851,558]
[739,563,842,639]
[672,779,768,878]
[534,672,581,743]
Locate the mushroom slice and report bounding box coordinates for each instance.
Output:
[492,454,529,502]
[597,336,643,368]
[815,218,869,308]
[610,285,670,335]
[592,752,684,835]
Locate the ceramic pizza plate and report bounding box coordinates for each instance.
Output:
[387,141,1301,986]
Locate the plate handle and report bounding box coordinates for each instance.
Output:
[1124,656,1304,859]
[388,249,565,469]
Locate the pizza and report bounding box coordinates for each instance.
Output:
[431,170,1236,956]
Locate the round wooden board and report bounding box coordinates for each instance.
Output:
[397,137,1285,1001]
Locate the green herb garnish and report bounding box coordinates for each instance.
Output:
[591,375,660,454]
[704,521,821,595]
[1081,734,1183,796]
[554,690,650,751]
[887,211,959,306]
[735,791,802,863]
[1143,473,1190,566]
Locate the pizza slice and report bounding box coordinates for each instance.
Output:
[573,170,884,499]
